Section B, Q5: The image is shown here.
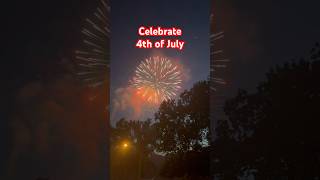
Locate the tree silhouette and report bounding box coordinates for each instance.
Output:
[153,81,211,178]
[111,118,155,154]
[154,81,210,154]
[213,43,320,179]
[111,81,211,179]
[110,118,157,179]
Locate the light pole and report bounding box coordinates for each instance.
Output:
[119,140,130,180]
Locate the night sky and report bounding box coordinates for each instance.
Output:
[111,0,211,88]
[110,0,210,122]
[215,0,320,96]
[1,0,320,179]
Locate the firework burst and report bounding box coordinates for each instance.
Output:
[131,57,182,104]
[75,0,110,87]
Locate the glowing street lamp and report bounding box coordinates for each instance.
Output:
[123,143,128,148]
[120,140,130,151]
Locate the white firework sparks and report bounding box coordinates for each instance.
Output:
[210,14,229,92]
[75,0,110,87]
[210,12,230,141]
[131,56,182,104]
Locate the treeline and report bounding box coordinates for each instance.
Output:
[111,43,320,180]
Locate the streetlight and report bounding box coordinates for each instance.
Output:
[118,140,131,180]
[120,140,130,151]
[123,143,128,148]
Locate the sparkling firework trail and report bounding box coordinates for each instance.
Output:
[210,13,229,93]
[75,0,110,87]
[210,12,230,140]
[131,57,182,104]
